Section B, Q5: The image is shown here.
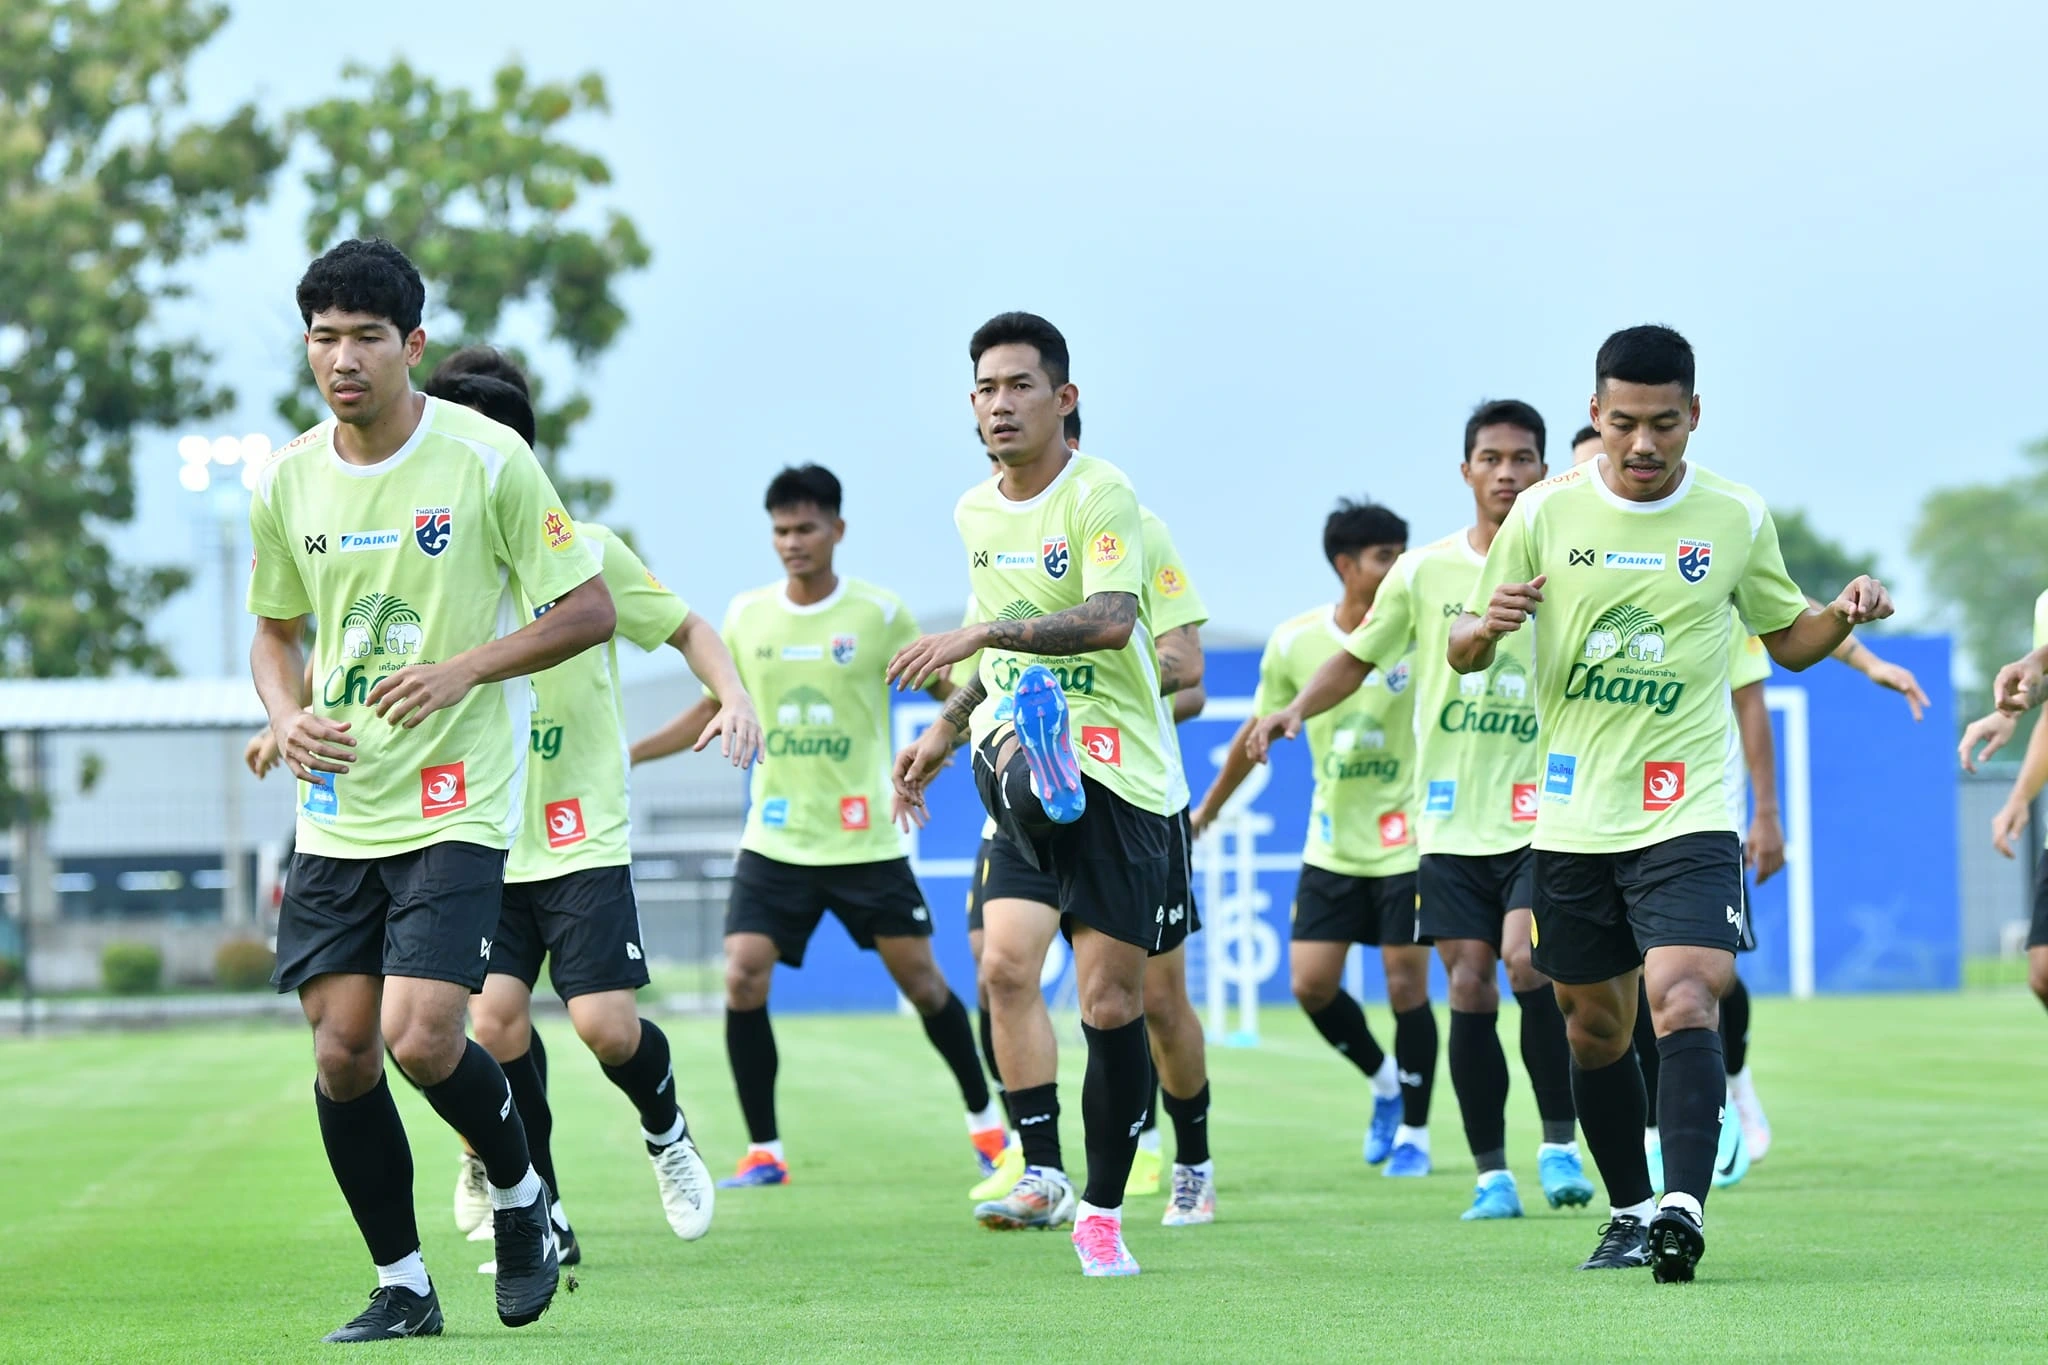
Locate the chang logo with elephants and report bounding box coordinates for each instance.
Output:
[321,592,431,708]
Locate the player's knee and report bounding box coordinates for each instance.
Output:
[1501,940,1543,993]
[724,958,771,1011]
[1650,978,1719,1035]
[980,946,1039,1003]
[312,1029,382,1099]
[469,1003,525,1060]
[1445,960,1498,1013]
[1078,977,1141,1030]
[385,1020,462,1087]
[567,1005,640,1066]
[902,968,953,1017]
[1291,968,1337,1013]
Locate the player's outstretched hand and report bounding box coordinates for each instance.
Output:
[1480,576,1545,640]
[698,698,764,769]
[1831,575,1893,626]
[890,731,952,830]
[1746,809,1787,886]
[1959,711,2016,773]
[1991,797,2031,859]
[1867,659,1929,722]
[244,728,281,779]
[367,661,476,729]
[1245,710,1299,764]
[1995,650,2048,715]
[273,709,354,781]
[886,627,983,693]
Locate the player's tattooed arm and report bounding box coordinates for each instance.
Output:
[1155,623,1206,697]
[984,591,1138,656]
[888,592,1137,691]
[936,675,986,742]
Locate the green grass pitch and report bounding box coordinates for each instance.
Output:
[3,991,2044,1361]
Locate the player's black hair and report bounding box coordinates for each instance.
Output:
[1063,405,1081,444]
[766,463,842,516]
[424,372,535,447]
[1571,424,1600,448]
[969,312,1070,387]
[1463,399,1546,460]
[430,344,530,398]
[296,238,425,335]
[1324,498,1408,565]
[1596,324,1695,395]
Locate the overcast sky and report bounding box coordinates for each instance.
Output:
[136,0,2048,680]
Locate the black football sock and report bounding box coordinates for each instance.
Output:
[418,1040,532,1191]
[920,990,992,1115]
[1161,1081,1210,1167]
[499,1049,557,1202]
[1079,1017,1151,1208]
[599,1018,685,1145]
[315,1074,419,1267]
[1721,975,1752,1076]
[1394,1003,1438,1128]
[1657,1028,1726,1206]
[1514,986,1577,1144]
[1448,1009,1509,1172]
[1571,1051,1653,1209]
[527,1023,548,1090]
[1632,978,1662,1116]
[724,1005,779,1145]
[1142,1073,1160,1135]
[977,1005,1013,1127]
[1008,1082,1063,1171]
[1306,992,1387,1076]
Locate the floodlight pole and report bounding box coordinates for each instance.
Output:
[218,512,246,926]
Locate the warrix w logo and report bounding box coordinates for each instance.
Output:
[303,534,327,554]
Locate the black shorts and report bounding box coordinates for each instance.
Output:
[1531,831,1747,986]
[970,835,1061,933]
[725,850,930,969]
[275,841,506,993]
[1417,848,1534,949]
[1290,864,1424,946]
[493,866,649,1002]
[972,732,1184,956]
[2029,851,2048,950]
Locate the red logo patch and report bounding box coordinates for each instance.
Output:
[1080,726,1122,766]
[839,796,870,832]
[1511,783,1539,822]
[545,798,586,849]
[1378,811,1411,848]
[420,762,467,818]
[1643,762,1686,811]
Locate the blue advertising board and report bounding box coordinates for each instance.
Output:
[758,636,1957,1012]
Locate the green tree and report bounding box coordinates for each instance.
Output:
[1774,507,1881,608]
[0,0,283,821]
[1912,442,2048,690]
[279,60,650,518]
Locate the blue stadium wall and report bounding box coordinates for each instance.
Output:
[748,637,1957,1011]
